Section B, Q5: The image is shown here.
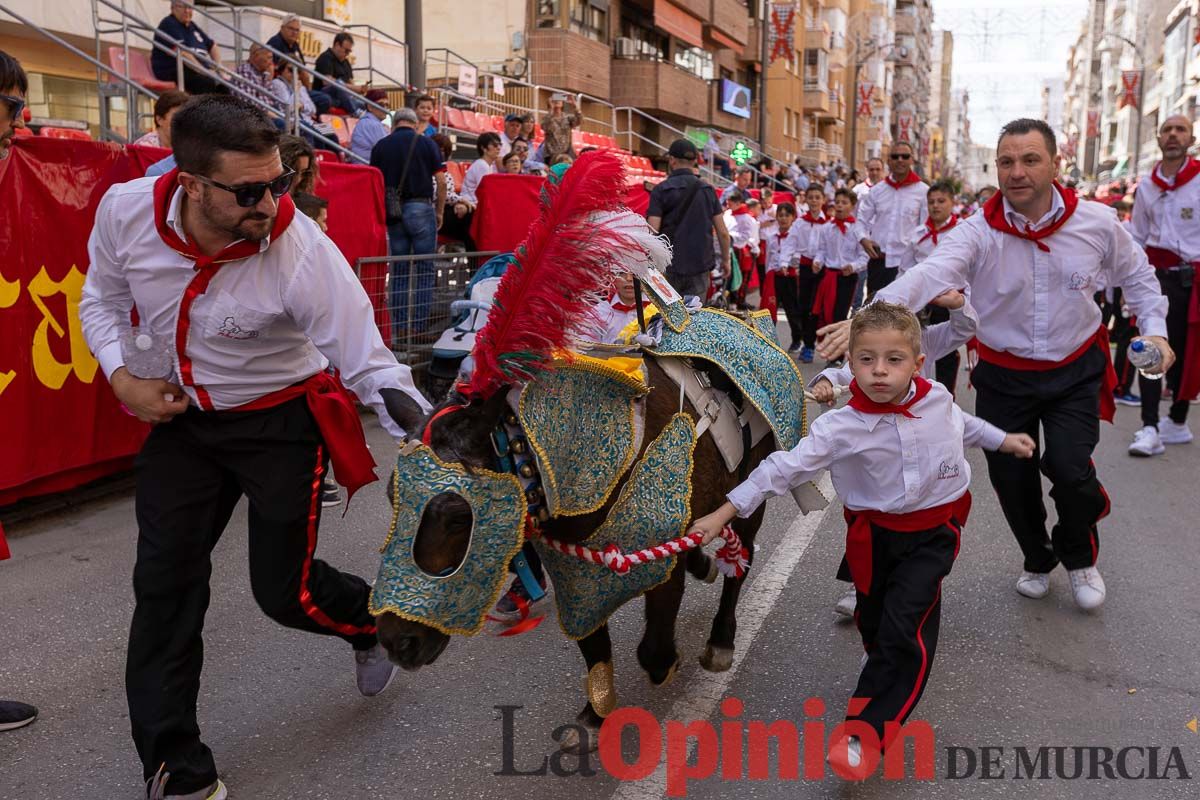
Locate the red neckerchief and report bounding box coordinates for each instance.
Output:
[153,168,295,268]
[731,206,751,216]
[848,376,932,418]
[775,228,790,241]
[831,215,856,235]
[982,182,1078,253]
[917,214,958,246]
[884,171,922,190]
[611,298,652,313]
[1150,158,1200,192]
[801,212,826,225]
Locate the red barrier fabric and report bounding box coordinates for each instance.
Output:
[0,138,388,505]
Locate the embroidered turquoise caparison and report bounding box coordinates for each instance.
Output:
[518,360,647,517]
[369,445,526,637]
[534,413,697,640]
[650,307,808,450]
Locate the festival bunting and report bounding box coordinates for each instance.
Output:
[768,3,799,64]
[1119,71,1142,110]
[856,82,874,117]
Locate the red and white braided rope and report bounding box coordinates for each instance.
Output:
[534,524,750,578]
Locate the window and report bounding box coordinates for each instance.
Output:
[569,0,609,42]
[803,49,827,90]
[674,42,714,80]
[619,12,667,61]
[1161,16,1189,117]
[536,0,560,29]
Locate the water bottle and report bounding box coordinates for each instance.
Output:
[120,327,176,401]
[1128,339,1163,380]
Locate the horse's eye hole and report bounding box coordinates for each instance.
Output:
[414,492,474,577]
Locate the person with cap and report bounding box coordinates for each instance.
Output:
[349,88,391,162]
[646,138,730,299]
[499,113,524,157]
[541,92,580,164]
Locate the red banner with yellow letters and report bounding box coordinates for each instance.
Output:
[0,137,388,507]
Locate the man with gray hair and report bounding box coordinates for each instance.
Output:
[267,13,332,114]
[370,105,448,337]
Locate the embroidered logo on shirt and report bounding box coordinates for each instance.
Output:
[1066,271,1092,291]
[217,316,260,340]
[937,460,961,480]
[1183,208,1194,221]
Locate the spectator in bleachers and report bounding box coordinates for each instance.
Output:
[431,132,475,251]
[510,137,545,176]
[234,43,279,109]
[518,114,535,142]
[279,133,318,195]
[349,88,391,163]
[270,60,321,133]
[370,106,447,335]
[0,50,40,737]
[314,33,366,116]
[267,15,332,115]
[294,192,329,233]
[414,94,438,136]
[133,89,188,149]
[499,113,523,156]
[541,92,579,163]
[500,151,522,174]
[720,166,753,204]
[459,131,501,206]
[151,1,225,96]
[549,153,574,168]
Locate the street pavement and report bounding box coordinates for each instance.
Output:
[3,354,1200,799]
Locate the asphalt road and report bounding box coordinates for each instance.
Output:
[3,356,1199,799]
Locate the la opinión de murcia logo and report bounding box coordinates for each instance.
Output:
[495,701,1195,794]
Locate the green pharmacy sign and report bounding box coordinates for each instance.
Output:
[730,141,754,165]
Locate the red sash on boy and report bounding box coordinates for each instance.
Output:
[811,216,856,327]
[1143,245,1200,402]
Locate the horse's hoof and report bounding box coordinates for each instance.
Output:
[585,661,617,717]
[558,723,600,754]
[698,644,734,673]
[649,655,680,688]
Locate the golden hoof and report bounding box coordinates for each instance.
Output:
[651,657,680,688]
[586,661,617,718]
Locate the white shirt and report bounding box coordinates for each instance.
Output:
[757,204,778,241]
[876,192,1169,359]
[898,217,961,274]
[727,379,1005,516]
[460,158,497,205]
[815,219,869,273]
[791,214,826,262]
[1129,160,1200,262]
[853,181,873,201]
[764,227,800,273]
[857,178,929,267]
[812,303,978,386]
[728,211,760,255]
[80,177,430,440]
[589,295,650,343]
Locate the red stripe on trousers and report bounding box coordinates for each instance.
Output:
[299,445,377,638]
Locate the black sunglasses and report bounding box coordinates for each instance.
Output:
[192,168,296,207]
[0,94,25,122]
[889,153,912,160]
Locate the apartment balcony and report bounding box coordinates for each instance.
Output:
[805,24,831,51]
[804,81,831,115]
[528,27,611,98]
[742,20,762,62]
[802,137,829,162]
[671,0,710,20]
[611,58,709,123]
[827,143,844,160]
[709,0,750,48]
[894,13,917,36]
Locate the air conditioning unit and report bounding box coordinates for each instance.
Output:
[615,37,637,59]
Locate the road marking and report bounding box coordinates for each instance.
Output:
[610,474,837,800]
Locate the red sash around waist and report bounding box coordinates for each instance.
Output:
[811,268,841,328]
[1143,247,1200,402]
[975,325,1117,423]
[842,492,971,596]
[233,372,377,503]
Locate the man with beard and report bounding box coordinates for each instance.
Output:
[80,96,431,800]
[1127,114,1200,457]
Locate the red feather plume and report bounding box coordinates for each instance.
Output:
[467,150,634,398]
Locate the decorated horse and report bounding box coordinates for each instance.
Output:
[370,151,826,750]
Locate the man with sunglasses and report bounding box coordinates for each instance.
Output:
[857,141,928,298]
[0,50,27,162]
[80,96,431,800]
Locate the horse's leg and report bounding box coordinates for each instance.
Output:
[637,564,687,686]
[559,624,614,754]
[700,508,764,673]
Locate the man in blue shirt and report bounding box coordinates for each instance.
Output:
[151,1,224,95]
[349,89,390,163]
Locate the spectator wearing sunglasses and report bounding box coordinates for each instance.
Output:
[79,95,430,800]
[856,141,928,298]
[0,49,27,162]
[313,32,366,117]
[510,136,546,176]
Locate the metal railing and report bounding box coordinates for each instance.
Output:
[344,23,413,92]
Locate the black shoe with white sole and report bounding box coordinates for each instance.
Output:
[0,700,37,731]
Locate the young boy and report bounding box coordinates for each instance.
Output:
[789,185,830,361]
[689,302,1035,771]
[898,180,963,394]
[294,192,329,233]
[811,188,868,337]
[726,191,760,308]
[762,201,799,328]
[592,271,653,343]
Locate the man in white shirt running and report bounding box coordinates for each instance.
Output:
[857,143,927,298]
[80,96,431,800]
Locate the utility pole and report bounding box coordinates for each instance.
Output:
[406,0,424,91]
[758,1,768,154]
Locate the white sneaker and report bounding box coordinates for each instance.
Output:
[1158,419,1194,445]
[1068,566,1106,610]
[1128,426,1165,457]
[1015,570,1051,599]
[834,588,857,617]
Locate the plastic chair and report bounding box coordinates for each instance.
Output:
[39,127,93,141]
[107,46,176,92]
[13,126,32,137]
[444,107,468,131]
[314,149,340,163]
[490,115,505,132]
[319,115,351,147]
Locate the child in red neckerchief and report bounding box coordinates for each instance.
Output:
[688,302,1035,776]
[811,189,868,356]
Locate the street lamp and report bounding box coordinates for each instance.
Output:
[848,36,907,171]
[1098,32,1146,182]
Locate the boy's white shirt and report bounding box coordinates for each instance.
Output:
[814,219,869,273]
[728,210,761,254]
[764,225,802,273]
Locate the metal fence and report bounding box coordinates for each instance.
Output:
[355,250,501,398]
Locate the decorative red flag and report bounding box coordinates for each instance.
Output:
[1087,110,1100,138]
[1119,71,1142,109]
[768,4,798,64]
[856,81,874,117]
[896,111,913,144]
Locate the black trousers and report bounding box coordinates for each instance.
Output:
[925,305,961,396]
[865,255,896,299]
[972,348,1109,573]
[774,270,815,349]
[1108,289,1139,395]
[849,521,960,745]
[1139,269,1193,426]
[127,399,378,793]
[832,272,859,324]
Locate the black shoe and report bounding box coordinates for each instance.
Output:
[321,485,342,507]
[0,700,37,731]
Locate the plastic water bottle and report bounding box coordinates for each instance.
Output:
[120,327,176,401]
[1128,339,1163,380]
